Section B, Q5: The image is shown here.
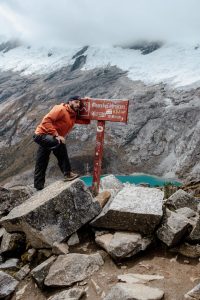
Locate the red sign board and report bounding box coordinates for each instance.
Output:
[77,98,129,195]
[78,98,129,123]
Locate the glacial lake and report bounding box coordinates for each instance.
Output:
[80,174,182,187]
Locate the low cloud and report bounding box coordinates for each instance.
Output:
[0,0,200,46]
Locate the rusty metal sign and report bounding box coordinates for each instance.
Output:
[77,98,129,195]
[78,98,129,123]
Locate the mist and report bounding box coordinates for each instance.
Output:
[0,0,200,46]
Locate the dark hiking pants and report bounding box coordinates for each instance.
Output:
[33,134,71,190]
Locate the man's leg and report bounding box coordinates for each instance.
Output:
[34,145,51,190]
[53,143,71,175]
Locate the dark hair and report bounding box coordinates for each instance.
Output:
[68,95,81,102]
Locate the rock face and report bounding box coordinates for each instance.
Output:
[0,270,19,298]
[165,190,200,211]
[45,253,104,287]
[100,175,124,192]
[188,213,200,242]
[157,209,192,247]
[91,186,164,235]
[48,288,86,300]
[0,180,101,248]
[0,231,25,254]
[0,186,33,215]
[95,231,152,259]
[103,283,164,300]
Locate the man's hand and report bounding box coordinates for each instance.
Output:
[55,136,65,144]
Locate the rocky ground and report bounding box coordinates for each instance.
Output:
[0,175,199,300]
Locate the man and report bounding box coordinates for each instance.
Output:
[33,96,90,190]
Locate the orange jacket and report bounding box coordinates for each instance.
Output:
[35,103,90,137]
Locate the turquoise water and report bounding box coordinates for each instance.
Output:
[80,174,182,187]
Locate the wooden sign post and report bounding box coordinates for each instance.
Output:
[78,98,129,194]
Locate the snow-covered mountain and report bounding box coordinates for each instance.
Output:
[1,39,200,88]
[1,38,200,185]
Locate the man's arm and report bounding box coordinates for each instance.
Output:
[41,105,64,136]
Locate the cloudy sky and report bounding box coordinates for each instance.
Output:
[0,0,199,46]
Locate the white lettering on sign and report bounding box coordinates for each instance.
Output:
[91,102,126,110]
[106,109,112,115]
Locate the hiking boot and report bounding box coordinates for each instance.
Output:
[64,172,79,181]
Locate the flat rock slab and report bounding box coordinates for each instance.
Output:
[103,283,164,300]
[91,186,164,235]
[157,209,193,247]
[0,180,101,248]
[0,270,19,298]
[48,288,86,300]
[118,273,164,284]
[31,256,56,288]
[95,231,152,259]
[0,258,19,270]
[45,253,104,287]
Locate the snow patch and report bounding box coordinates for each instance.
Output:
[0,41,200,88]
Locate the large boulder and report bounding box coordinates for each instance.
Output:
[157,209,193,247]
[165,189,200,211]
[0,186,34,215]
[0,180,101,248]
[91,186,164,235]
[95,231,152,259]
[103,283,164,300]
[45,253,104,287]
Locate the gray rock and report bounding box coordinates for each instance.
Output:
[95,231,152,259]
[157,209,193,247]
[166,190,200,211]
[103,283,164,300]
[45,253,104,287]
[0,228,5,242]
[15,264,30,281]
[91,186,163,235]
[0,270,19,298]
[48,288,86,300]
[31,256,56,288]
[171,243,200,258]
[0,231,25,254]
[100,175,124,191]
[67,232,80,246]
[118,273,164,284]
[0,186,33,215]
[52,242,69,255]
[184,283,200,299]
[0,258,19,270]
[175,207,197,219]
[187,213,200,242]
[0,180,101,248]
